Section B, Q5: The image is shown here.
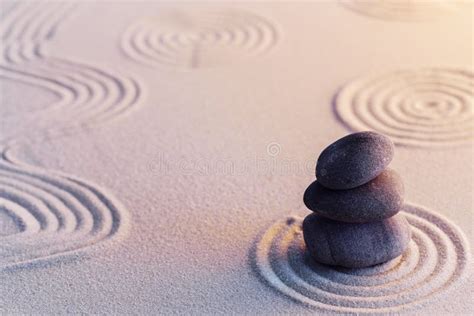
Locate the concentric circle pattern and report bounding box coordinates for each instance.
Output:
[253,204,470,314]
[340,0,465,21]
[0,157,129,271]
[121,9,278,69]
[0,3,136,269]
[0,2,143,144]
[334,68,474,147]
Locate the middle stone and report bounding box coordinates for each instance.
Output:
[304,169,404,223]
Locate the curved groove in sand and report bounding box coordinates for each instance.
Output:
[340,0,465,21]
[252,204,470,314]
[0,2,143,137]
[0,3,139,269]
[0,157,130,271]
[121,9,278,69]
[334,68,474,148]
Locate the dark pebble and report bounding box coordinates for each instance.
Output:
[302,212,411,268]
[316,131,394,190]
[304,169,404,223]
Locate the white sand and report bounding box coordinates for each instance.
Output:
[254,204,470,314]
[0,1,473,314]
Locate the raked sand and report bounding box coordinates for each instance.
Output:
[0,1,473,314]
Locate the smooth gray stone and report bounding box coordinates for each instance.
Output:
[304,169,404,223]
[316,131,394,190]
[302,213,411,268]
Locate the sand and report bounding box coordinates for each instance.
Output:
[0,1,473,315]
[253,204,470,314]
[335,68,474,147]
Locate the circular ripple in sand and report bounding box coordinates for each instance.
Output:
[0,158,129,270]
[0,2,143,142]
[334,68,474,148]
[0,3,133,271]
[121,9,278,69]
[253,204,470,314]
[340,0,465,21]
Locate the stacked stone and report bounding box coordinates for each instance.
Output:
[303,131,411,268]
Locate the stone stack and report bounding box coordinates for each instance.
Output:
[303,131,411,268]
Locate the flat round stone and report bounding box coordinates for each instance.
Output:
[302,212,411,268]
[304,169,404,223]
[316,131,394,190]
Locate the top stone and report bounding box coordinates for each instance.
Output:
[316,131,394,190]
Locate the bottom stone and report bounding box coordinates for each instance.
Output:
[303,213,411,268]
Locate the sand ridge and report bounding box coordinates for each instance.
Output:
[0,1,472,314]
[334,68,474,148]
[0,2,138,270]
[121,9,279,69]
[340,0,466,21]
[0,153,130,271]
[0,2,143,146]
[252,204,471,314]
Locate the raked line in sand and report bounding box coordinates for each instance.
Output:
[340,0,466,22]
[0,1,143,145]
[121,9,278,69]
[252,203,471,314]
[0,2,140,269]
[0,154,130,271]
[334,68,474,148]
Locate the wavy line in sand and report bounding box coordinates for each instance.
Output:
[121,9,278,69]
[334,68,474,148]
[340,0,465,21]
[0,155,130,271]
[252,204,470,314]
[0,2,141,269]
[0,2,143,144]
